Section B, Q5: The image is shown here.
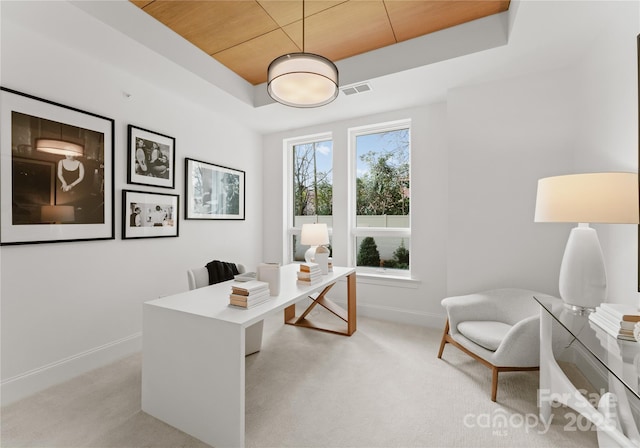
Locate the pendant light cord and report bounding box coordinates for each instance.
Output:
[302,0,305,52]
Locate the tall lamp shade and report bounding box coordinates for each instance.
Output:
[535,172,639,310]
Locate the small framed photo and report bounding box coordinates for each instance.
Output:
[0,87,114,245]
[122,190,179,239]
[127,125,175,189]
[185,158,245,220]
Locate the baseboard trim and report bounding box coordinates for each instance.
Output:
[330,300,445,329]
[1,332,141,406]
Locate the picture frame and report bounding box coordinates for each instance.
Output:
[0,87,114,245]
[122,190,179,239]
[185,157,245,220]
[127,125,175,189]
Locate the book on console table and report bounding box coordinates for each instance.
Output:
[297,278,322,286]
[228,280,270,309]
[230,280,269,296]
[229,294,270,309]
[588,309,638,341]
[229,299,270,309]
[297,271,321,280]
[229,289,270,302]
[299,262,321,274]
[598,303,640,323]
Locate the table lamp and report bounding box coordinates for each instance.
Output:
[300,223,330,274]
[534,172,639,311]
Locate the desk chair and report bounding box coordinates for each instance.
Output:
[438,288,552,401]
[187,264,264,356]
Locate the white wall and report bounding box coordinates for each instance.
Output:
[572,1,639,307]
[446,67,578,296]
[0,3,263,405]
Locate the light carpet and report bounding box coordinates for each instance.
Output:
[1,311,597,447]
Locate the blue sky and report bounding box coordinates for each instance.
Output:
[313,136,381,179]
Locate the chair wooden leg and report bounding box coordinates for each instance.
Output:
[491,367,499,402]
[437,319,450,359]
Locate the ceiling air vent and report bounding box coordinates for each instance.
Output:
[340,82,372,96]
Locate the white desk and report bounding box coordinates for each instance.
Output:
[142,264,356,447]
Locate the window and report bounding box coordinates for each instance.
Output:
[350,120,411,275]
[287,134,333,262]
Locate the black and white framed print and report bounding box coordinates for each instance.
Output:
[0,87,114,245]
[127,125,175,189]
[185,158,245,220]
[122,190,179,239]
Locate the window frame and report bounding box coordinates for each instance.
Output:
[284,132,334,264]
[348,119,412,277]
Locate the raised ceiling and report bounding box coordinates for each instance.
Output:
[130,0,510,86]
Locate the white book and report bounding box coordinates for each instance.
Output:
[230,280,269,295]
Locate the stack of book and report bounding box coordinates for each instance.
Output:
[588,303,640,342]
[229,280,270,309]
[297,262,322,285]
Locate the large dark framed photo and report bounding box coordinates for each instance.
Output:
[185,158,245,220]
[122,190,179,239]
[127,125,175,189]
[0,87,114,245]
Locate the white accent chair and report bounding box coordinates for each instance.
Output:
[438,288,554,401]
[187,264,264,356]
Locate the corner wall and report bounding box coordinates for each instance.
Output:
[0,3,263,405]
[572,2,639,306]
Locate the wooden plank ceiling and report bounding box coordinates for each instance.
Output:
[131,0,510,86]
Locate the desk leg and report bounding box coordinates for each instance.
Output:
[284,272,356,336]
[539,309,553,423]
[142,305,245,447]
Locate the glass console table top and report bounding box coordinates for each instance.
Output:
[534,295,640,402]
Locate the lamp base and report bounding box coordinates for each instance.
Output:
[304,245,329,274]
[563,303,595,315]
[559,223,607,310]
[304,246,317,263]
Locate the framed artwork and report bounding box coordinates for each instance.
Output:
[185,158,245,220]
[122,190,179,239]
[0,87,114,245]
[127,125,175,189]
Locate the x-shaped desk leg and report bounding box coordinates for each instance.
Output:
[284,272,356,336]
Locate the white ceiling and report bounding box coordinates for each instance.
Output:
[5,1,634,134]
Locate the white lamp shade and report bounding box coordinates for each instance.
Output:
[300,223,329,246]
[534,172,639,224]
[36,138,84,157]
[267,53,339,108]
[534,171,639,310]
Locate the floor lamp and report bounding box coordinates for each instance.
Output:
[534,172,639,311]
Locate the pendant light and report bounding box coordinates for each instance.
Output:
[267,0,339,108]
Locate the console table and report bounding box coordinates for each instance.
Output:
[535,296,640,447]
[142,264,356,448]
